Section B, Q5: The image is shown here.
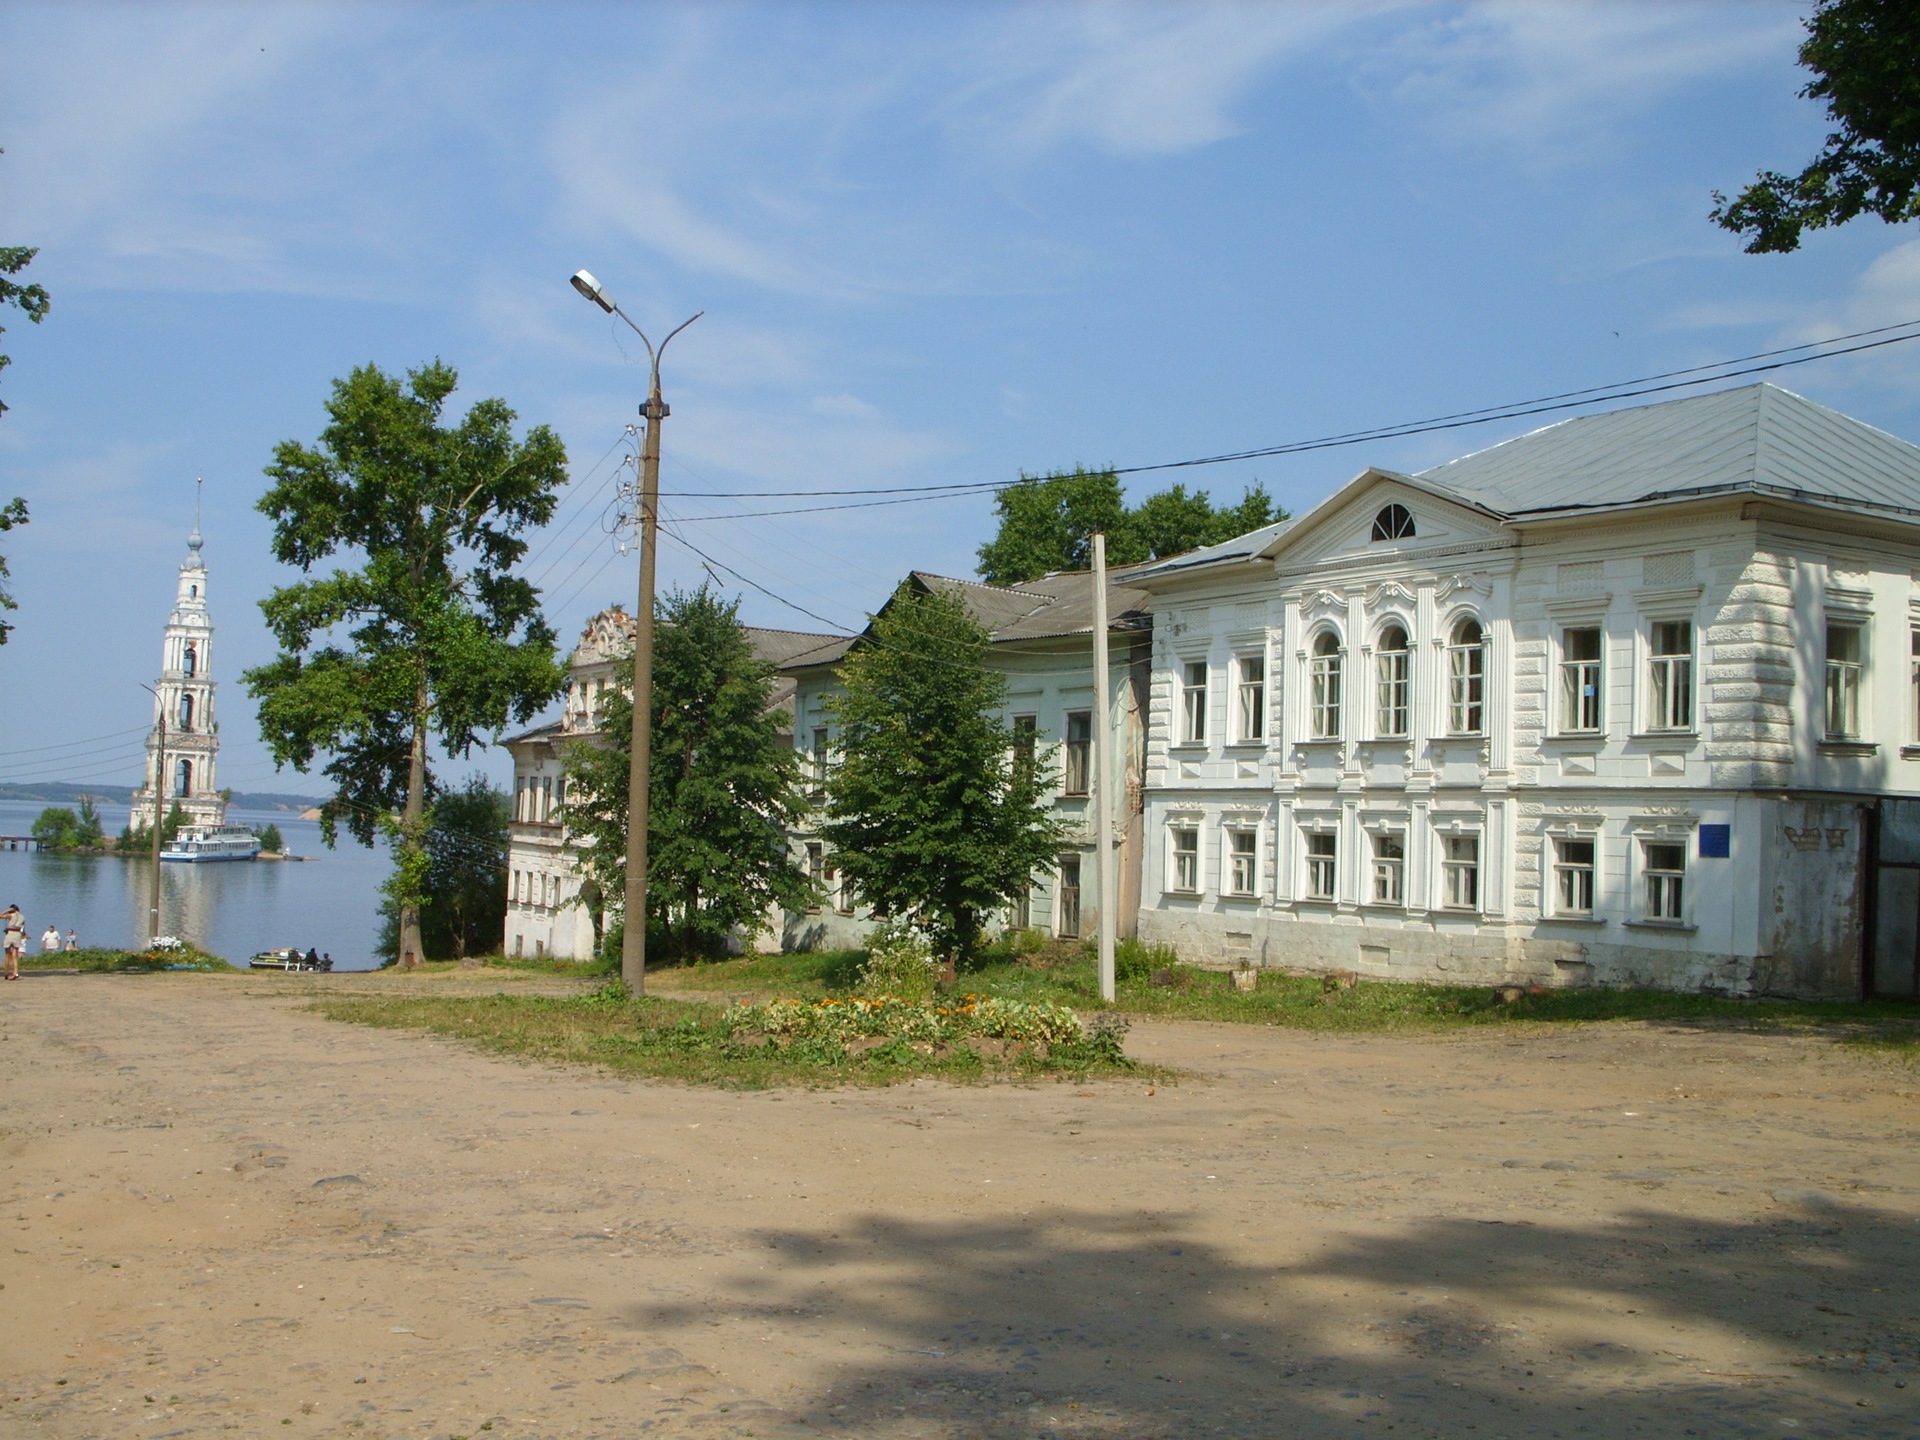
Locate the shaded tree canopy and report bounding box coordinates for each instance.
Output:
[976,468,1282,586]
[822,583,1069,959]
[376,775,510,962]
[1713,0,1920,253]
[561,585,813,962]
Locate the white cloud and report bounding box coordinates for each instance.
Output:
[810,393,879,420]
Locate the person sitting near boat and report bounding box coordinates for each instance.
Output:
[319,952,333,971]
[304,948,321,969]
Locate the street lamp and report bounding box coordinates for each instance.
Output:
[138,681,168,944]
[569,269,701,996]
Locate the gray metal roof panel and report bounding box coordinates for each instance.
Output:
[1416,383,1920,516]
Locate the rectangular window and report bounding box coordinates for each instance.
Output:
[1371,832,1404,906]
[1554,838,1596,916]
[1448,635,1485,734]
[1012,714,1038,778]
[1648,621,1693,731]
[1376,645,1409,737]
[1305,832,1337,900]
[805,842,825,914]
[1825,623,1862,739]
[1009,888,1030,932]
[1236,655,1265,743]
[1182,661,1209,744]
[1171,826,1200,893]
[1643,840,1686,922]
[810,726,830,795]
[1227,829,1257,897]
[1057,857,1081,938]
[1559,627,1602,732]
[1442,835,1480,911]
[1912,627,1920,741]
[1311,644,1343,738]
[1064,711,1092,795]
[826,861,854,916]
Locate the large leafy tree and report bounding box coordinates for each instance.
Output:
[823,583,1069,960]
[562,585,813,962]
[1713,0,1920,253]
[375,774,511,961]
[1,157,50,645]
[976,468,1283,585]
[244,360,567,966]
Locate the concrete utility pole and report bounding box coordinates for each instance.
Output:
[1092,532,1116,1003]
[141,685,167,944]
[569,270,701,996]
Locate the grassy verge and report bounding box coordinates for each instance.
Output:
[310,987,1158,1088]
[16,946,229,973]
[651,947,1920,1051]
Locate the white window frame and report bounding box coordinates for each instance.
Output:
[1235,653,1266,744]
[1310,630,1343,739]
[1181,661,1209,745]
[1063,710,1091,795]
[809,725,830,795]
[1169,825,1201,894]
[1824,620,1864,740]
[1225,826,1258,897]
[1375,623,1410,738]
[1370,831,1405,907]
[1304,829,1337,901]
[1646,619,1694,733]
[1440,833,1481,912]
[1640,838,1687,924]
[1551,835,1597,917]
[1446,617,1486,736]
[1057,855,1082,938]
[1558,626,1603,733]
[1911,624,1920,744]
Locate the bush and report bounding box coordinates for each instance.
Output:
[1113,936,1178,984]
[254,823,284,854]
[30,806,80,848]
[855,921,940,1002]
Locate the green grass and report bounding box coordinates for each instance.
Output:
[311,987,1157,1088]
[651,946,1920,1047]
[15,946,229,973]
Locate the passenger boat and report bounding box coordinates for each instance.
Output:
[161,823,263,863]
[249,948,332,971]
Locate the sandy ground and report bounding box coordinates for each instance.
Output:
[1,972,1917,1440]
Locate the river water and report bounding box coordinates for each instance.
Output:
[0,798,390,970]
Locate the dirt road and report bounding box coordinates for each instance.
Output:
[2,972,1916,1438]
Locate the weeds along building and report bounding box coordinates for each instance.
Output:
[1128,384,1920,1000]
[501,609,842,961]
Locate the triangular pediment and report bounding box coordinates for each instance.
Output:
[1257,470,1507,568]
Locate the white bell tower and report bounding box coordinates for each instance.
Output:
[132,481,225,828]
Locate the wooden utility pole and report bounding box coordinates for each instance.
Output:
[148,704,167,943]
[1092,532,1115,1002]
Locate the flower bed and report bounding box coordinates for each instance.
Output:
[721,992,1113,1061]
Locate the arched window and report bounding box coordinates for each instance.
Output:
[1447,618,1486,735]
[175,757,193,796]
[189,584,198,599]
[178,693,194,731]
[1310,630,1343,738]
[1371,503,1415,541]
[182,644,198,677]
[1375,624,1410,737]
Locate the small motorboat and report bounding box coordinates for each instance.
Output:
[248,948,333,972]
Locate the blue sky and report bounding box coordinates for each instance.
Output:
[3,1,1918,801]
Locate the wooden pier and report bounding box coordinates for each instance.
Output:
[0,835,42,853]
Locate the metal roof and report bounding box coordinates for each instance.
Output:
[1129,517,1295,579]
[1416,382,1920,518]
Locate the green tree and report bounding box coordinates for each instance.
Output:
[253,822,285,854]
[30,806,79,849]
[242,360,568,966]
[72,795,104,848]
[374,775,509,961]
[118,801,187,854]
[822,583,1070,960]
[1713,0,1920,253]
[562,586,813,962]
[1,153,50,645]
[976,469,1283,585]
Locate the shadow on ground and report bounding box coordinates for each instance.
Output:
[625,1200,1920,1438]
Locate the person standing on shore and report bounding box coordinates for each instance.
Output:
[64,929,77,952]
[40,925,60,954]
[2,905,23,980]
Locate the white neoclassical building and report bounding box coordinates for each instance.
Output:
[131,512,226,827]
[502,609,842,960]
[1130,384,1920,1000]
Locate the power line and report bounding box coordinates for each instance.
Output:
[639,318,1920,512]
